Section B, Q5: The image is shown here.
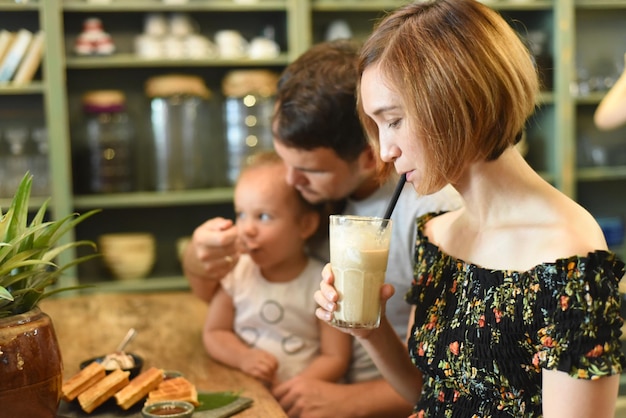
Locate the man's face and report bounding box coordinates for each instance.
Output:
[273,140,365,204]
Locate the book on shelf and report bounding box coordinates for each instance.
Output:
[0,29,33,84]
[13,30,44,85]
[0,30,15,66]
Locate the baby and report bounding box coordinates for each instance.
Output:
[202,150,351,388]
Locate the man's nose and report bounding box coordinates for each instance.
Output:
[285,166,305,186]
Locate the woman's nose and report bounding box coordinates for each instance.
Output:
[379,136,400,163]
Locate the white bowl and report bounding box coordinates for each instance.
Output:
[98,233,156,280]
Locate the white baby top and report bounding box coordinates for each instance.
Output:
[221,254,326,383]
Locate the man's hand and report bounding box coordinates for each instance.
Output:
[182,217,241,302]
[273,376,344,418]
[273,375,413,418]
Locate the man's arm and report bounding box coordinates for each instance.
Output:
[182,240,221,303]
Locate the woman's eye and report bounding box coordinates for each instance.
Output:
[388,119,401,128]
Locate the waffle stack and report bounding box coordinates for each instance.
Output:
[61,364,167,413]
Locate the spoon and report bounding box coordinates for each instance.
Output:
[115,328,137,352]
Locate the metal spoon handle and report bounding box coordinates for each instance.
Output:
[116,328,137,352]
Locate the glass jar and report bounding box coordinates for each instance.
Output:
[145,74,215,191]
[79,90,134,193]
[221,69,279,184]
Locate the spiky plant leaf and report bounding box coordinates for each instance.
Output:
[0,173,100,318]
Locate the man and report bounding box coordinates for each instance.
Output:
[183,40,462,418]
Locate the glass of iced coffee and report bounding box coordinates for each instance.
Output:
[329,215,392,329]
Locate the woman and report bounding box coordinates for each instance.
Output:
[315,1,626,417]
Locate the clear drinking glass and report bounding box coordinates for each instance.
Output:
[329,215,393,329]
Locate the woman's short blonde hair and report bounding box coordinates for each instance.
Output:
[358,0,539,193]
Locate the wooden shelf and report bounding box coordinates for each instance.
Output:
[576,0,626,9]
[73,188,234,210]
[76,276,189,294]
[577,166,626,181]
[62,0,288,12]
[0,3,40,11]
[0,81,45,94]
[65,53,290,69]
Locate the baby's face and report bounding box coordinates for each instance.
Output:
[233,164,310,269]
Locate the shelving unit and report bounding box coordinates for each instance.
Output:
[0,0,624,293]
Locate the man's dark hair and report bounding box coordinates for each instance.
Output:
[273,39,367,162]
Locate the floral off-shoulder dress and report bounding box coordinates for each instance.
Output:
[407,213,626,417]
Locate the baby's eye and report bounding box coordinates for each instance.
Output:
[259,213,272,222]
[235,211,245,221]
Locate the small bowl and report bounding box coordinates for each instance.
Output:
[98,233,156,280]
[142,401,195,418]
[79,352,144,379]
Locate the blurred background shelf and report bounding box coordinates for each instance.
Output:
[0,0,624,293]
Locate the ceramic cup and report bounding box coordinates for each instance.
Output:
[215,30,248,59]
[135,34,164,59]
[248,37,280,59]
[169,13,196,38]
[144,13,168,37]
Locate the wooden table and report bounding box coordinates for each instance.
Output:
[41,291,287,418]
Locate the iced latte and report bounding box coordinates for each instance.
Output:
[329,215,392,329]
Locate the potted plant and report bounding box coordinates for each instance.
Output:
[0,173,99,417]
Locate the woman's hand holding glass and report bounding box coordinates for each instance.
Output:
[314,263,395,338]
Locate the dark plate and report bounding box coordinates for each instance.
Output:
[56,392,253,418]
[79,353,144,379]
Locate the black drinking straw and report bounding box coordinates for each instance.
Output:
[381,173,407,226]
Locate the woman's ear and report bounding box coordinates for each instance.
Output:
[299,210,321,241]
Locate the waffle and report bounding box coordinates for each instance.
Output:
[78,368,130,413]
[61,361,107,402]
[145,376,199,406]
[114,366,164,410]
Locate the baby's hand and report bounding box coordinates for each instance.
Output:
[240,348,278,385]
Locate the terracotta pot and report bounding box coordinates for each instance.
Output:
[0,307,63,417]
